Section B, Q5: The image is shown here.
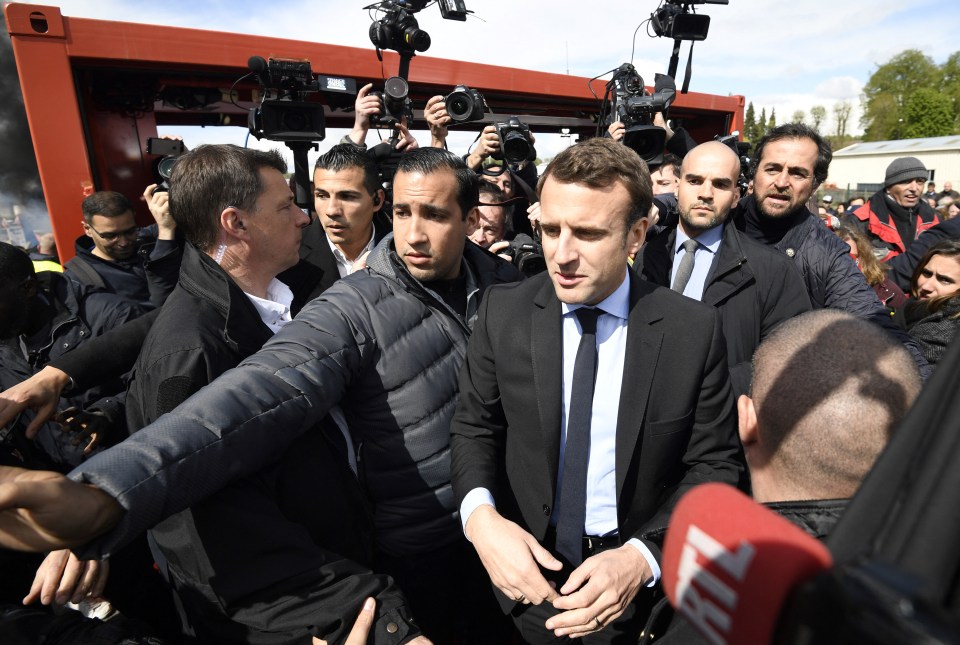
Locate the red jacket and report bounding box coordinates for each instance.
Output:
[851,196,940,261]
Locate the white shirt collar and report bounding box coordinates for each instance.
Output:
[561,267,631,321]
[327,227,376,278]
[244,278,294,334]
[675,222,724,255]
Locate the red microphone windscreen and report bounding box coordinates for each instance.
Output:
[662,483,833,645]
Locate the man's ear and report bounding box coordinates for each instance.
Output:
[372,189,385,209]
[737,394,758,447]
[627,213,650,257]
[465,206,480,234]
[220,207,246,238]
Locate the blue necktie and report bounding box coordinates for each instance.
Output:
[556,307,601,565]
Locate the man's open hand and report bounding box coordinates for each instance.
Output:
[466,504,562,606]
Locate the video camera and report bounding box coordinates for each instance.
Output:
[495,117,536,166]
[246,55,357,143]
[368,0,469,56]
[609,64,676,166]
[445,85,486,123]
[651,0,728,42]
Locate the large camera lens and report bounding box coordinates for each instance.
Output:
[447,93,473,120]
[501,132,532,164]
[382,76,409,117]
[402,24,431,52]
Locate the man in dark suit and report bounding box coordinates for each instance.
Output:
[637,141,811,395]
[450,137,744,643]
[280,143,391,302]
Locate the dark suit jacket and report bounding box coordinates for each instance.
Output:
[637,223,812,395]
[450,271,744,566]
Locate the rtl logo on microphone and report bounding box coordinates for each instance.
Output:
[674,524,755,645]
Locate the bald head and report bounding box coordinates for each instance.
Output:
[677,141,742,237]
[742,310,921,503]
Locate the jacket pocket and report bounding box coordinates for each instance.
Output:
[647,409,694,436]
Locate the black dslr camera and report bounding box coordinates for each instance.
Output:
[495,117,536,165]
[368,0,431,54]
[499,233,545,277]
[145,137,185,192]
[370,76,412,128]
[610,64,676,165]
[445,85,485,123]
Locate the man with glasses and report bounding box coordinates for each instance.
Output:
[65,189,181,309]
[847,157,940,261]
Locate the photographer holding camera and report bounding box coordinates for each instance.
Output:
[425,94,539,239]
[343,82,419,152]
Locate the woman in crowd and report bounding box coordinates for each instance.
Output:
[937,201,959,221]
[900,240,960,366]
[835,225,907,310]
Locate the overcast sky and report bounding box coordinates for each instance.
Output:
[14,0,960,162]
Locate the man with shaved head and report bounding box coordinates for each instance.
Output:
[644,308,922,644]
[742,308,921,505]
[638,141,811,395]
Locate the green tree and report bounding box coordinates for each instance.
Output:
[768,108,776,131]
[758,107,767,139]
[744,102,757,142]
[791,109,806,125]
[901,88,954,138]
[939,51,960,131]
[861,49,939,140]
[810,105,827,133]
[833,101,852,139]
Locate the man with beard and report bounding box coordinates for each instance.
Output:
[65,190,181,309]
[847,157,940,261]
[732,123,931,378]
[638,141,810,396]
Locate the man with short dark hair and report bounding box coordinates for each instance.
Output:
[451,137,743,642]
[298,144,390,292]
[65,189,180,309]
[470,182,509,249]
[651,153,681,198]
[848,156,940,261]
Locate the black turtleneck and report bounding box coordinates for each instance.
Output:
[737,195,808,246]
[424,273,467,319]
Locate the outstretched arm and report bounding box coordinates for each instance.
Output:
[0,466,123,552]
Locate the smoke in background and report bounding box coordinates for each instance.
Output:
[0,13,50,248]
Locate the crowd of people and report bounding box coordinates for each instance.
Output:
[0,83,958,645]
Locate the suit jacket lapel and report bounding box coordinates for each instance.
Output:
[532,277,564,487]
[615,273,664,501]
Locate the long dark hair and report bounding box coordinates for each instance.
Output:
[909,240,960,318]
